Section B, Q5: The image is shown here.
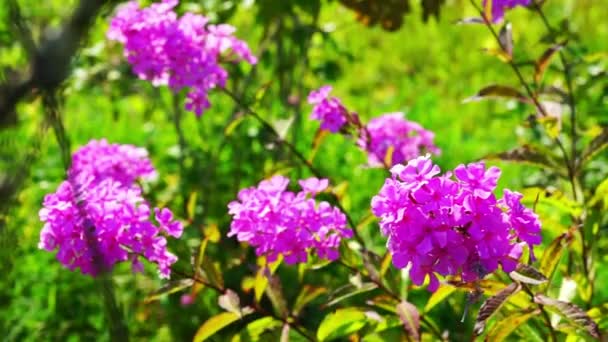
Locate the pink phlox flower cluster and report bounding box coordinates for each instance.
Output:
[483,0,531,23]
[307,86,351,133]
[107,0,257,116]
[227,176,352,264]
[361,113,440,167]
[39,140,183,278]
[371,155,541,292]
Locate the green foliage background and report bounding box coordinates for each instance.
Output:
[1,0,606,341]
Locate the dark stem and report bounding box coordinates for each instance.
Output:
[521,283,557,342]
[221,87,370,250]
[171,268,316,341]
[468,0,577,198]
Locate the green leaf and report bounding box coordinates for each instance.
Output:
[317,308,368,341]
[265,274,289,318]
[193,238,209,276]
[199,258,224,290]
[204,223,221,243]
[366,295,399,314]
[424,285,456,313]
[483,144,564,174]
[237,317,283,341]
[474,283,521,336]
[396,301,420,342]
[143,279,194,304]
[587,177,608,210]
[486,309,540,341]
[224,114,246,136]
[580,127,608,167]
[509,264,548,285]
[293,285,327,316]
[534,294,600,339]
[534,43,564,84]
[520,187,582,218]
[326,282,378,307]
[193,312,243,342]
[186,191,198,221]
[464,85,529,103]
[539,231,573,288]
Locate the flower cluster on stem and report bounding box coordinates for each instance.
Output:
[371,155,541,291]
[228,176,352,264]
[108,0,257,116]
[39,139,183,278]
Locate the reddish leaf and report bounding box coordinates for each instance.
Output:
[474,283,521,336]
[396,301,421,342]
[534,43,564,84]
[534,294,600,339]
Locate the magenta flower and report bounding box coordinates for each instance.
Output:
[361,113,440,167]
[482,0,531,23]
[39,140,183,278]
[228,176,352,264]
[108,0,256,116]
[371,155,541,292]
[307,86,350,133]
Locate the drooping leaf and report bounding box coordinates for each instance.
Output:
[509,264,548,285]
[236,317,283,341]
[499,22,513,58]
[464,85,529,103]
[580,127,608,168]
[317,308,368,341]
[338,0,412,31]
[534,43,564,84]
[218,289,242,316]
[486,309,540,341]
[474,283,521,336]
[396,301,421,342]
[366,295,399,313]
[193,312,243,342]
[293,285,327,316]
[483,144,564,175]
[326,282,378,307]
[265,274,289,318]
[534,294,600,339]
[424,285,456,313]
[143,278,194,304]
[539,231,574,287]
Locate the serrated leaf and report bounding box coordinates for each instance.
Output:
[144,279,194,304]
[474,283,521,336]
[580,127,608,168]
[486,309,540,341]
[424,285,456,313]
[464,85,529,103]
[509,264,548,285]
[193,312,244,342]
[534,294,600,339]
[484,144,563,174]
[293,285,327,316]
[219,289,241,315]
[317,308,367,341]
[535,43,564,84]
[499,22,513,58]
[396,301,420,342]
[326,282,378,307]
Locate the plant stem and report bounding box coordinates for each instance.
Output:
[221,87,370,251]
[521,283,558,342]
[172,268,316,341]
[468,0,577,198]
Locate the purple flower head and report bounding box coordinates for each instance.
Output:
[108,0,256,116]
[482,0,531,23]
[361,113,440,167]
[228,175,352,264]
[307,86,350,133]
[39,140,183,278]
[371,157,541,292]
